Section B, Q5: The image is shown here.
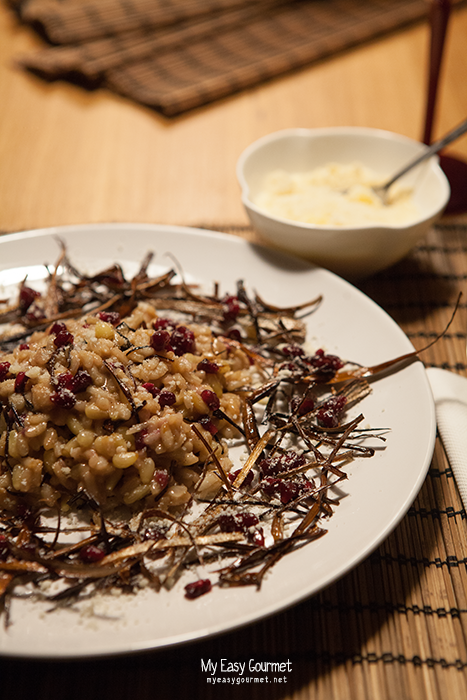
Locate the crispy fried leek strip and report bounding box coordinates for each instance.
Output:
[330,292,461,385]
[190,424,233,495]
[1,244,437,614]
[232,429,276,489]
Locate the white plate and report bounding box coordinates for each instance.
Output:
[0,223,436,659]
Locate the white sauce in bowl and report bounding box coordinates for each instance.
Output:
[254,163,420,227]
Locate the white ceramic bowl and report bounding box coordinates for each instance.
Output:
[237,127,450,278]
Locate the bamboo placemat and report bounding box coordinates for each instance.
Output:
[1,222,467,700]
[3,0,450,117]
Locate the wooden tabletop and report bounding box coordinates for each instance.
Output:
[2,4,467,700]
[0,3,466,235]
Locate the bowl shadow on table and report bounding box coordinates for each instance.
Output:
[0,498,439,700]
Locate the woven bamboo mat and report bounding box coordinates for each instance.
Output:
[1,222,467,699]
[3,0,442,117]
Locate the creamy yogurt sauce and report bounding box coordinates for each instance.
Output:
[254,162,420,227]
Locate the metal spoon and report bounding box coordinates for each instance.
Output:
[374,116,467,202]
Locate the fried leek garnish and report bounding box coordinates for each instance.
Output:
[0,244,406,619]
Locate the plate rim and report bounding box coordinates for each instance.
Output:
[0,223,436,659]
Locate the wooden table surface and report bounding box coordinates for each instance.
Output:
[1,4,467,700]
[1,3,467,235]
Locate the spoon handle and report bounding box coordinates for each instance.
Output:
[381,116,467,193]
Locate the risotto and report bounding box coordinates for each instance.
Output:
[0,301,256,513]
[0,250,381,608]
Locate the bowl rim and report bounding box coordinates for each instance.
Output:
[236,126,451,231]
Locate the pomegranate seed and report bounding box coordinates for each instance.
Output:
[54,329,74,348]
[228,469,254,487]
[317,395,347,428]
[50,321,67,335]
[197,358,219,374]
[307,349,344,382]
[142,526,166,542]
[153,470,169,489]
[222,295,240,321]
[18,343,29,350]
[170,326,195,356]
[282,344,305,357]
[250,527,265,547]
[226,328,242,342]
[198,416,218,435]
[135,428,148,450]
[153,318,176,331]
[264,473,313,504]
[218,515,237,532]
[56,371,74,391]
[259,452,306,477]
[184,578,212,599]
[158,389,176,408]
[283,452,307,470]
[150,329,171,352]
[55,369,92,394]
[236,512,259,529]
[218,512,259,533]
[51,389,76,409]
[259,456,279,476]
[71,369,93,393]
[262,477,281,496]
[0,362,11,382]
[19,286,41,312]
[278,481,300,504]
[218,512,263,547]
[299,398,315,415]
[49,321,74,347]
[142,382,160,398]
[14,372,28,394]
[26,307,46,323]
[79,544,105,563]
[200,389,220,411]
[291,396,315,416]
[97,311,121,326]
